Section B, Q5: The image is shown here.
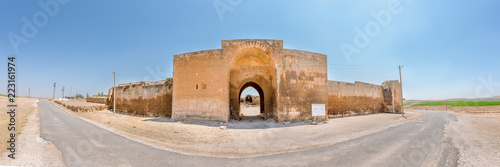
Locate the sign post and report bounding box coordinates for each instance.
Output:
[311,104,326,125]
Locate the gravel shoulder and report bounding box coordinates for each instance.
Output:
[444,111,500,167]
[412,105,500,166]
[1,99,64,166]
[53,101,424,157]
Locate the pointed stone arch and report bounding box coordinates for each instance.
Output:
[229,47,277,120]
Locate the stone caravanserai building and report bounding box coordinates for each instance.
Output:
[108,39,403,122]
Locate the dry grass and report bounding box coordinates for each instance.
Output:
[0,97,37,156]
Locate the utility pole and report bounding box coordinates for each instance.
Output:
[399,65,405,118]
[28,88,30,97]
[70,86,72,98]
[53,83,56,99]
[62,86,65,99]
[112,71,116,115]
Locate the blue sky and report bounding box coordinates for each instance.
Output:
[1,0,499,100]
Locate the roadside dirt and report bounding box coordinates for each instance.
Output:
[54,101,424,157]
[408,105,500,114]
[0,98,64,166]
[404,105,500,166]
[54,99,106,112]
[445,111,500,167]
[0,97,34,157]
[59,99,105,107]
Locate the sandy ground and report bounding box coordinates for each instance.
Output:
[53,101,424,157]
[0,97,34,157]
[444,110,500,166]
[240,104,261,116]
[0,98,64,166]
[59,99,106,107]
[408,105,500,114]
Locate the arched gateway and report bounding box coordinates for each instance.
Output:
[230,47,275,120]
[172,39,329,122]
[109,39,403,122]
[240,83,264,115]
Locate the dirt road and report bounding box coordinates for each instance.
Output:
[38,99,467,166]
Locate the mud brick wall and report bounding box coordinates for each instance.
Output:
[86,97,107,104]
[108,78,173,117]
[382,80,403,113]
[173,40,329,122]
[327,81,390,116]
[277,49,329,121]
[172,49,230,121]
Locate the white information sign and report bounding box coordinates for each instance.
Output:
[311,104,326,117]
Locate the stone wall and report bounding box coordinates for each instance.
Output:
[382,80,403,113]
[108,39,402,122]
[327,80,402,116]
[108,79,173,117]
[86,97,107,104]
[172,40,329,122]
[277,49,329,121]
[172,49,230,121]
[55,100,107,112]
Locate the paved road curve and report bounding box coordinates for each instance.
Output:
[39,100,458,166]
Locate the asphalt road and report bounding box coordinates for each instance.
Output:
[39,100,458,166]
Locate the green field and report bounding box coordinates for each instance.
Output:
[413,99,500,107]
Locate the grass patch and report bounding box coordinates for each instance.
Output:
[413,99,500,107]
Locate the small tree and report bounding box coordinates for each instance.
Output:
[86,93,89,99]
[75,93,84,99]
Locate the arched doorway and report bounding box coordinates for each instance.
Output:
[229,47,276,120]
[239,82,264,118]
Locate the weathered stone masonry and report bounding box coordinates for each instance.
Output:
[327,80,402,116]
[108,79,173,116]
[171,39,328,122]
[108,39,403,122]
[86,97,107,104]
